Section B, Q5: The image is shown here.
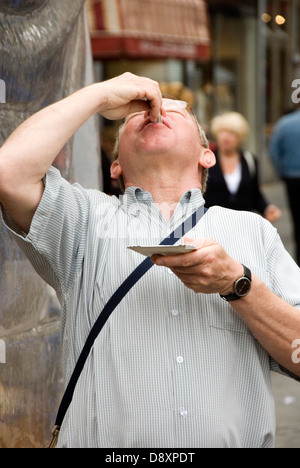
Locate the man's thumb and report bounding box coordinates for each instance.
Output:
[184,237,216,250]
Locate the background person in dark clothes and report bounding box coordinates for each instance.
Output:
[269,105,300,266]
[205,112,281,224]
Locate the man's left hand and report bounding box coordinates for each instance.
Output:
[151,237,243,295]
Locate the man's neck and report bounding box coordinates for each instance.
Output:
[125,176,202,221]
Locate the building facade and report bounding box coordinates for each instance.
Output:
[88,0,300,181]
[207,0,300,178]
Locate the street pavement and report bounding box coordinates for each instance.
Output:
[262,180,300,448]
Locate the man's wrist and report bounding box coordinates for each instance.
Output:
[219,263,244,296]
[84,82,109,115]
[220,264,252,302]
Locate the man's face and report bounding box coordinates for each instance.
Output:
[117,99,204,178]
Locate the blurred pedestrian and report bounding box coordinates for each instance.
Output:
[269,105,300,265]
[205,112,282,223]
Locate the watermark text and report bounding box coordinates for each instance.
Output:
[0,339,6,364]
[292,79,300,104]
[292,339,300,364]
[0,79,6,103]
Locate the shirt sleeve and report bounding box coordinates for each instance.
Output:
[0,166,90,296]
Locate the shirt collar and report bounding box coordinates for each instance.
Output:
[120,186,205,216]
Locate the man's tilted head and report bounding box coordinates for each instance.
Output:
[111,98,215,195]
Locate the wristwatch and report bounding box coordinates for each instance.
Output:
[220,265,252,302]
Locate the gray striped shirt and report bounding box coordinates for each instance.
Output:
[2,166,300,448]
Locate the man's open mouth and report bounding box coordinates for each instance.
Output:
[141,117,172,131]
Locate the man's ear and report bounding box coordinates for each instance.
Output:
[110,159,123,180]
[199,149,216,169]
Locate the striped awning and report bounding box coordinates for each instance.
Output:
[88,0,211,60]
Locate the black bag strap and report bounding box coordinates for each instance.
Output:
[47,204,206,447]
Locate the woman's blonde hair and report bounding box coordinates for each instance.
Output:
[211,112,250,143]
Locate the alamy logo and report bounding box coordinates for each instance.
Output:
[292,339,300,364]
[0,79,6,103]
[0,339,6,363]
[292,79,300,104]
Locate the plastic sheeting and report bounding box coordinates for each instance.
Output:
[0,0,101,447]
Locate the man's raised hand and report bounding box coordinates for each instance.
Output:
[98,72,163,122]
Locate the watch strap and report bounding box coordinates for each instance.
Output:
[220,265,252,302]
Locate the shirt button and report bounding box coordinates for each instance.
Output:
[177,356,184,364]
[171,309,179,317]
[180,408,188,417]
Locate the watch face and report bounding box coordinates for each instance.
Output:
[235,278,251,297]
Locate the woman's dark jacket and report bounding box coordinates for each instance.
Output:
[204,149,268,215]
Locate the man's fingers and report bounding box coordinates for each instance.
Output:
[148,96,162,122]
[184,237,216,249]
[125,98,162,123]
[133,80,163,122]
[151,250,201,268]
[151,238,218,268]
[126,100,151,115]
[171,271,202,283]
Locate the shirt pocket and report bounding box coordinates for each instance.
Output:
[208,266,271,334]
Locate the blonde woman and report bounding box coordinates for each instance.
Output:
[205,112,281,223]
